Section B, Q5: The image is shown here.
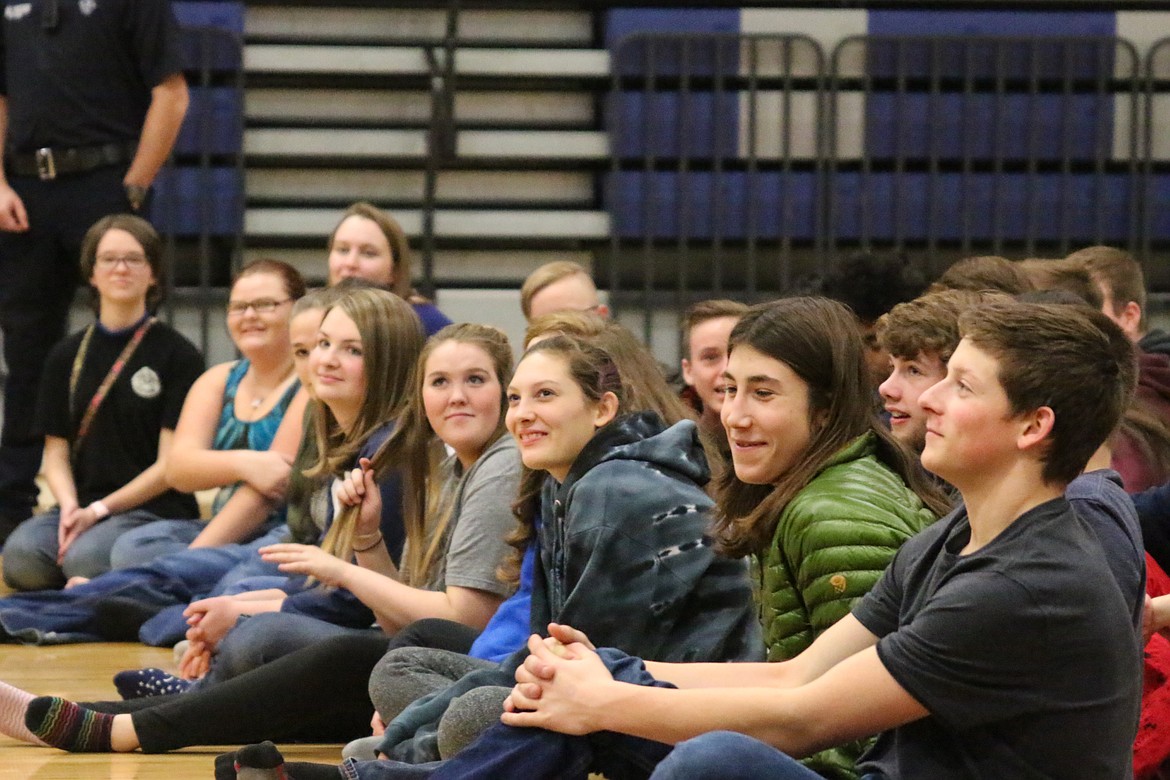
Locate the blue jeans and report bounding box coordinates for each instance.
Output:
[651,733,824,779]
[2,508,162,590]
[108,515,282,570]
[108,518,205,569]
[193,611,377,690]
[135,525,290,647]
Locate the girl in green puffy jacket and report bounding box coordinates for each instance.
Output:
[706,296,951,779]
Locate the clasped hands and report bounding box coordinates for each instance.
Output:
[500,622,615,736]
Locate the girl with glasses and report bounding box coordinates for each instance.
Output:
[1,214,204,590]
[99,259,311,567]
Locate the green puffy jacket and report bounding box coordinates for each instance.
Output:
[756,431,938,779]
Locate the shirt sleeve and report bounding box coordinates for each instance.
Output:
[34,338,78,440]
[443,444,521,597]
[127,0,186,87]
[160,331,205,430]
[872,570,1047,730]
[553,463,719,660]
[851,546,907,639]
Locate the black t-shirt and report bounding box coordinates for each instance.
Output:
[0,0,184,152]
[35,319,204,519]
[853,498,1141,779]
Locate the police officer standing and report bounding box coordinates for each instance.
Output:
[0,0,189,542]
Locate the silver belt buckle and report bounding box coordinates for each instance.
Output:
[35,148,56,181]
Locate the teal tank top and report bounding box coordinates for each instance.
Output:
[210,359,300,515]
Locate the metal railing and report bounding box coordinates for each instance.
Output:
[606,31,1170,343]
[154,24,245,356]
[420,0,462,298]
[607,32,827,343]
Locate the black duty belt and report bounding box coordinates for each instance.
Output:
[6,142,136,181]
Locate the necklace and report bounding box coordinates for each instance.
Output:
[248,380,280,413]
[250,383,278,411]
[246,361,294,417]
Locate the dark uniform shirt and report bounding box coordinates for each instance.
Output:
[0,0,184,152]
[34,319,204,519]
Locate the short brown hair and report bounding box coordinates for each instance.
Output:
[520,261,593,319]
[928,255,1034,296]
[233,258,307,302]
[328,202,413,300]
[877,289,1002,364]
[681,299,749,354]
[958,300,1136,485]
[80,214,166,312]
[1066,245,1147,328]
[1016,258,1103,310]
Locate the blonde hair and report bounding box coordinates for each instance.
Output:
[520,261,594,319]
[307,288,426,558]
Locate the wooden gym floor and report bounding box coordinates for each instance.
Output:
[0,561,347,779]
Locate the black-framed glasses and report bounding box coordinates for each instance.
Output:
[95,253,149,269]
[226,298,290,316]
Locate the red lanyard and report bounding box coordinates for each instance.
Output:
[68,317,156,456]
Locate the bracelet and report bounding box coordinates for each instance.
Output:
[352,532,383,553]
[90,500,111,520]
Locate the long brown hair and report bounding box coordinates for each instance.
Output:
[307,287,426,557]
[499,335,625,584]
[398,323,513,586]
[712,297,950,558]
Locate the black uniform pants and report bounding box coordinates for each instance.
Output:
[0,164,133,530]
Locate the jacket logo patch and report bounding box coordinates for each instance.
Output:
[829,574,848,594]
[131,366,161,399]
[4,4,32,21]
[78,0,96,15]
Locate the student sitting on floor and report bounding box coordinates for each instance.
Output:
[480,299,1142,780]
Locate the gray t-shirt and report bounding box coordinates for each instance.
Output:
[854,498,1141,779]
[402,435,520,598]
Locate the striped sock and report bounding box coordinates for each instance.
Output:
[25,696,114,752]
[0,681,46,745]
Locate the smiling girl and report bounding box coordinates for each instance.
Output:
[98,259,311,567]
[171,287,425,670]
[0,323,526,755]
[341,334,760,769]
[714,300,947,667]
[1,215,204,591]
[326,203,451,336]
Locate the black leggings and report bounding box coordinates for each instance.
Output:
[83,618,479,753]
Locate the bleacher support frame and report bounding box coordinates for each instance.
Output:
[606,30,1170,344]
